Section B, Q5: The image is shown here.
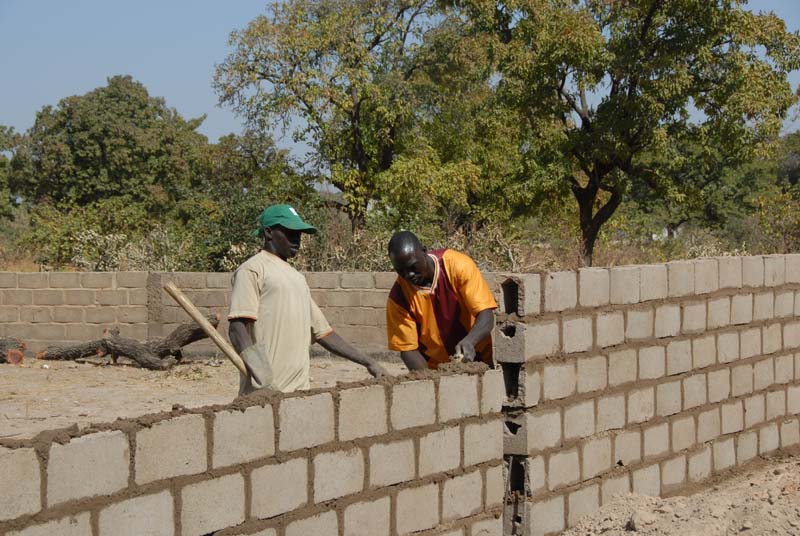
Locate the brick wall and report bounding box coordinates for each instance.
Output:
[0,364,504,536]
[492,256,800,536]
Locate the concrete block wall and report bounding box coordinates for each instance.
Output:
[0,364,503,536]
[490,255,800,536]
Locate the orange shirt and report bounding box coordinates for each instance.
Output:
[386,249,497,369]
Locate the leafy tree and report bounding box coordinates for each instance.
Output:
[0,126,17,219]
[460,0,800,264]
[10,75,209,212]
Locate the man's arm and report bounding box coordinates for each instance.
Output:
[317,331,389,378]
[454,308,495,361]
[229,318,255,354]
[399,349,428,370]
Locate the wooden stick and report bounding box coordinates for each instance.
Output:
[163,281,248,376]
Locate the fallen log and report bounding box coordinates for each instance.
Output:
[36,314,220,370]
[0,338,26,364]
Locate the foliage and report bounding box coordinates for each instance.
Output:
[0,126,18,219]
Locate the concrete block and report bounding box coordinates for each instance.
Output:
[759,423,780,454]
[2,289,32,305]
[708,368,731,403]
[731,294,753,325]
[98,491,173,536]
[694,259,719,294]
[286,512,338,536]
[668,260,694,297]
[494,320,559,362]
[766,390,785,420]
[0,306,19,322]
[419,426,461,475]
[578,268,609,307]
[717,256,743,289]
[32,289,63,305]
[597,312,624,348]
[0,447,41,521]
[18,273,48,288]
[764,255,785,286]
[548,448,580,490]
[529,496,565,536]
[369,440,415,487]
[688,447,712,483]
[340,272,374,288]
[671,415,696,452]
[443,470,483,521]
[597,393,625,432]
[527,409,562,452]
[313,447,364,502]
[20,306,51,323]
[639,264,668,302]
[717,332,739,364]
[564,400,594,440]
[568,484,599,527]
[774,354,794,384]
[391,380,436,430]
[713,437,736,470]
[786,254,800,283]
[499,274,541,315]
[796,354,800,380]
[692,335,716,369]
[753,358,775,391]
[788,386,800,414]
[48,430,129,505]
[5,513,91,536]
[344,497,390,536]
[472,516,503,536]
[666,339,692,376]
[63,289,95,306]
[644,422,670,458]
[683,373,707,409]
[632,464,660,497]
[682,302,706,334]
[610,266,640,304]
[753,291,774,320]
[305,272,340,289]
[780,419,800,447]
[526,456,547,495]
[544,271,577,312]
[614,430,642,466]
[740,327,762,359]
[96,289,127,305]
[577,354,607,393]
[439,374,480,421]
[609,349,637,386]
[485,463,505,508]
[396,484,440,534]
[582,437,611,480]
[707,297,730,329]
[543,361,576,400]
[464,419,503,466]
[482,368,505,414]
[774,290,794,317]
[784,321,800,349]
[655,304,680,338]
[732,364,754,397]
[279,393,334,450]
[563,316,593,353]
[763,323,782,354]
[657,380,682,417]
[737,431,758,465]
[628,387,655,424]
[661,455,686,491]
[742,256,764,287]
[213,405,274,468]
[601,474,631,505]
[721,401,744,434]
[339,385,387,441]
[698,408,721,443]
[85,308,116,324]
[626,308,653,340]
[80,272,114,288]
[638,345,665,380]
[251,458,307,518]
[520,366,541,408]
[181,473,245,536]
[135,414,207,484]
[206,272,233,288]
[744,394,765,428]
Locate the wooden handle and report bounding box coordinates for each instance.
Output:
[163,281,248,376]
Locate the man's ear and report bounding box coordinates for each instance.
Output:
[262,227,272,243]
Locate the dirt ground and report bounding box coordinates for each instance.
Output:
[563,452,800,536]
[0,357,408,440]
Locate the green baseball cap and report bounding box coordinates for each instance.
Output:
[251,204,318,237]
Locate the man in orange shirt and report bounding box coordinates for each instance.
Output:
[386,231,497,370]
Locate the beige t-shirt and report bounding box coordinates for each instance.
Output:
[228,250,332,393]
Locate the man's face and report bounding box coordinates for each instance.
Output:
[391,247,434,287]
[267,226,303,260]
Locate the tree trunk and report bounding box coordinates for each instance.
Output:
[0,338,26,364]
[572,180,623,267]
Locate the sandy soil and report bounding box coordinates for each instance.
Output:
[563,453,800,536]
[0,357,408,440]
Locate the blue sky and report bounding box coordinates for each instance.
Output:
[1,0,799,152]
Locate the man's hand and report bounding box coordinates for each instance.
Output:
[367,361,389,378]
[453,338,476,361]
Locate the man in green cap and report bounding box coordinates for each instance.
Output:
[228,204,387,394]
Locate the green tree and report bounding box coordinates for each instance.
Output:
[461,0,800,264]
[0,126,17,219]
[10,75,209,212]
